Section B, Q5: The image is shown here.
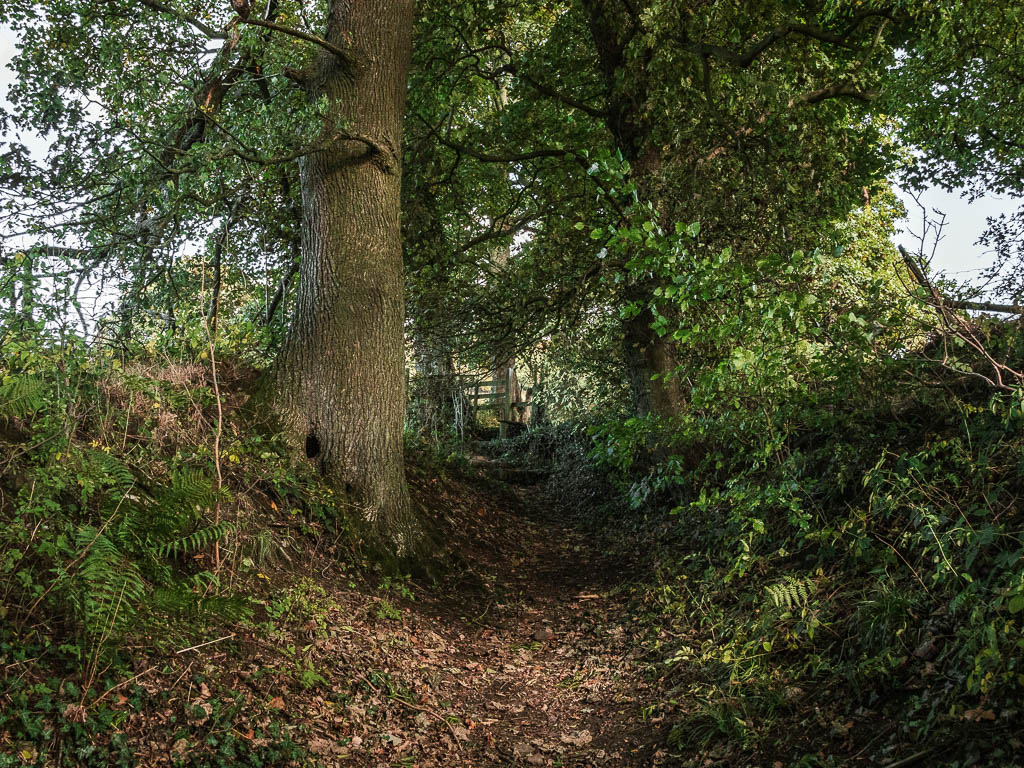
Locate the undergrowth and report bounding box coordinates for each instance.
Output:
[0,322,340,765]
[578,356,1024,766]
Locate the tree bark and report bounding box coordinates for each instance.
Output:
[582,0,683,421]
[622,285,684,419]
[275,0,418,554]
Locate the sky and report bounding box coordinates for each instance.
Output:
[892,185,1020,284]
[1,25,51,247]
[1,24,1020,301]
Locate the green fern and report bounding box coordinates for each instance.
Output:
[118,469,217,548]
[765,575,815,611]
[87,450,135,490]
[0,374,46,420]
[58,466,236,647]
[73,525,147,638]
[158,521,234,560]
[149,587,253,623]
[170,470,218,508]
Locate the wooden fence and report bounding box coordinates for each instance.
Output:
[406,367,532,438]
[466,367,531,437]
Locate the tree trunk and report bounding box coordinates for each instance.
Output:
[582,0,683,421]
[622,286,684,419]
[275,0,418,554]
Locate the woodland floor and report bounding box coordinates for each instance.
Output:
[115,455,677,768]
[390,457,672,767]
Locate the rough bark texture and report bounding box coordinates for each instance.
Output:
[622,286,684,420]
[582,0,684,421]
[276,0,418,554]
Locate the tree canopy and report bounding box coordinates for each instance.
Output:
[1,3,1024,761]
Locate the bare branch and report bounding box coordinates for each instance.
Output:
[899,246,1024,315]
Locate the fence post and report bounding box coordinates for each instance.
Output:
[498,366,512,438]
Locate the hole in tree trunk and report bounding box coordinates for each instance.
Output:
[305,432,320,459]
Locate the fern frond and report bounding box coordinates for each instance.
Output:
[170,470,217,508]
[0,374,46,420]
[87,450,135,490]
[197,595,254,623]
[765,575,816,611]
[158,521,234,560]
[118,490,184,547]
[74,525,146,637]
[150,587,253,623]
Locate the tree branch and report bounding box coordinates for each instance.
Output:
[792,83,878,105]
[137,0,227,39]
[423,119,577,164]
[458,213,537,254]
[415,115,630,223]
[899,245,1024,315]
[237,18,353,66]
[684,11,892,70]
[494,63,608,119]
[136,2,352,66]
[265,252,300,325]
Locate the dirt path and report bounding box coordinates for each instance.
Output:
[111,464,677,767]
[348,468,675,767]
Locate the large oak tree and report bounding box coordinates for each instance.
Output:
[1,0,418,550]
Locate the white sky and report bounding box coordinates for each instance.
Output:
[1,24,51,243]
[893,185,1020,285]
[1,26,116,332]
[2,25,1020,300]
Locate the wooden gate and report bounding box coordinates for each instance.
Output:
[467,367,531,437]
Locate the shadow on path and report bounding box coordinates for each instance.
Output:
[390,461,674,767]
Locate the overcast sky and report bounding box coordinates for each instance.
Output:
[2,24,1020,293]
[892,186,1019,282]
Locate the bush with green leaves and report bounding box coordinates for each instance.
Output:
[573,171,1024,762]
[0,311,337,667]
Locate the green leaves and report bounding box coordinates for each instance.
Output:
[675,221,700,238]
[1009,594,1024,615]
[730,347,756,371]
[0,374,47,421]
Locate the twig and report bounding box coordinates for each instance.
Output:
[88,665,158,708]
[899,245,1024,315]
[138,0,226,39]
[845,721,896,763]
[872,533,929,595]
[20,496,131,628]
[884,748,935,768]
[358,673,463,751]
[176,634,236,654]
[200,223,227,573]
